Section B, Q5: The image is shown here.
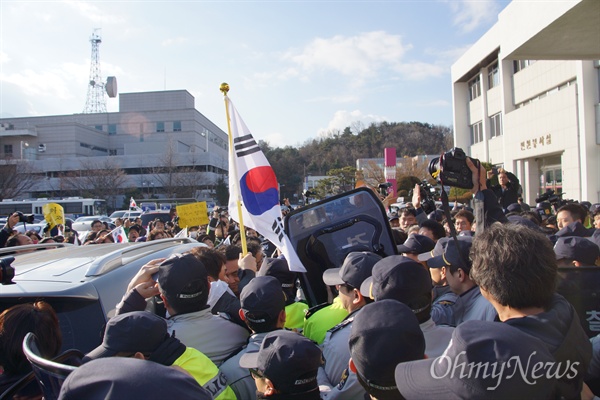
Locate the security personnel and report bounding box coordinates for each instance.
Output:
[83,311,236,400]
[303,296,348,345]
[258,257,308,331]
[317,251,382,400]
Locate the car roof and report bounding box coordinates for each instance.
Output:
[0,239,201,295]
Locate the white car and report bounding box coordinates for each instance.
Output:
[109,210,142,222]
[72,216,113,232]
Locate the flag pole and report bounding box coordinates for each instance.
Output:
[221,82,248,256]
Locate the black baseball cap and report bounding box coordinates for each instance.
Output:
[239,330,322,394]
[258,258,296,290]
[84,311,169,361]
[59,357,212,400]
[157,253,209,306]
[554,236,600,265]
[322,251,382,288]
[360,256,431,313]
[427,237,473,272]
[396,234,435,254]
[395,320,557,399]
[349,300,425,393]
[417,237,452,263]
[240,276,286,325]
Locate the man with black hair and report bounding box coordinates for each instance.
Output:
[470,223,592,399]
[397,208,417,232]
[418,219,446,242]
[220,276,287,399]
[318,251,382,399]
[453,209,474,233]
[189,247,247,330]
[115,254,249,365]
[83,311,236,400]
[556,203,593,232]
[486,167,520,210]
[422,237,497,326]
[127,224,141,242]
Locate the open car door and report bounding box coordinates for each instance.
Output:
[285,188,397,307]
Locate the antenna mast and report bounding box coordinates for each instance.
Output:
[83,29,107,113]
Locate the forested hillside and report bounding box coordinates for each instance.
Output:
[262,121,454,201]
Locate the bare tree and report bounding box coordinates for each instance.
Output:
[62,158,129,201]
[151,141,179,198]
[0,159,42,200]
[173,167,209,198]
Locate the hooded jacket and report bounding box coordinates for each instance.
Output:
[503,293,592,400]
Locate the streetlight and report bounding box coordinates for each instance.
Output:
[142,181,154,198]
[20,141,29,160]
[201,129,209,152]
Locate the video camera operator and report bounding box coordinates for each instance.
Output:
[486,167,521,210]
[1,213,21,248]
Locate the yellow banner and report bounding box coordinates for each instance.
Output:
[176,202,209,228]
[42,203,65,228]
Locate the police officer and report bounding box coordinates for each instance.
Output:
[83,311,236,400]
[317,251,382,399]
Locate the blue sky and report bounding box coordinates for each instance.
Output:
[0,0,509,148]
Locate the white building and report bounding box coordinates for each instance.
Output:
[451,0,600,204]
[0,90,229,204]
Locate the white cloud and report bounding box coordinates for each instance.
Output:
[0,51,10,65]
[284,31,411,77]
[62,0,126,24]
[393,62,446,80]
[317,109,386,137]
[162,37,188,47]
[447,0,500,33]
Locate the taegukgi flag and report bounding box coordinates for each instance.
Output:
[111,226,128,243]
[226,97,306,272]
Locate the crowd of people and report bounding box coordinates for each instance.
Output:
[1,161,600,399]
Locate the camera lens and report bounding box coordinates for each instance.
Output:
[428,158,440,179]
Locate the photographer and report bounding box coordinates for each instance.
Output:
[1,213,20,248]
[486,167,520,210]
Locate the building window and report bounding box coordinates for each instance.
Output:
[490,113,502,138]
[470,121,483,144]
[95,125,103,131]
[108,124,117,135]
[513,60,536,73]
[487,62,499,89]
[468,76,481,101]
[4,144,13,155]
[173,121,182,132]
[156,122,165,132]
[109,149,117,156]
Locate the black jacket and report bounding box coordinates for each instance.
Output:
[504,294,592,400]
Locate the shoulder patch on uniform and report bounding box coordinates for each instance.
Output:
[327,316,354,335]
[336,368,349,390]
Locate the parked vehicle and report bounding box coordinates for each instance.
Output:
[71,216,114,232]
[140,210,172,229]
[0,238,205,353]
[109,210,142,222]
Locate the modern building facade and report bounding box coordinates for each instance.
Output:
[0,90,229,205]
[451,0,600,204]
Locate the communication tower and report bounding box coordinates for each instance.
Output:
[83,29,117,113]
